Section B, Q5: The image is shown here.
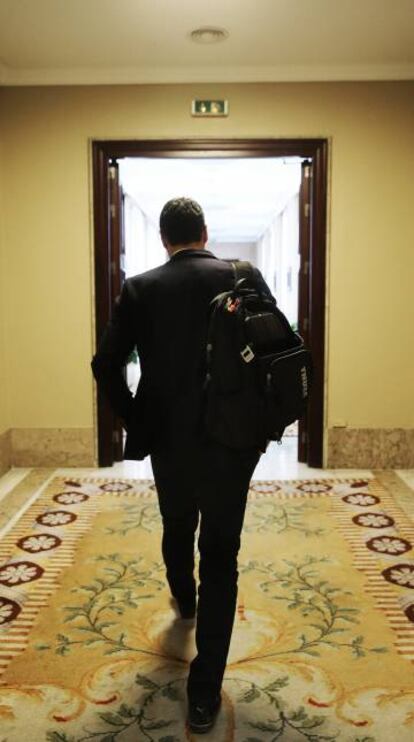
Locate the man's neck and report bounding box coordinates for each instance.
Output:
[169,244,206,257]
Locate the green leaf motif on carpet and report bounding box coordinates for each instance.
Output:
[75,677,182,741]
[232,676,340,741]
[240,556,388,660]
[37,554,165,658]
[245,500,325,537]
[104,501,160,536]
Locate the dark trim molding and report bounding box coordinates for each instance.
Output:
[94,138,327,159]
[92,138,328,467]
[309,140,328,467]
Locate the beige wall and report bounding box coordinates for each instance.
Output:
[0,114,8,437]
[0,82,413,457]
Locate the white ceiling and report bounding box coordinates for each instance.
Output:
[0,0,413,85]
[119,157,302,243]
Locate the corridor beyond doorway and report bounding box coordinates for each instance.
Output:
[119,156,302,326]
[118,156,303,472]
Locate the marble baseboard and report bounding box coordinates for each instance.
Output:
[327,427,414,468]
[2,426,413,470]
[10,428,95,467]
[0,429,11,477]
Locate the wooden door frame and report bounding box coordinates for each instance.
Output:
[92,138,328,467]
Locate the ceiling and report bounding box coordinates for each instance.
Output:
[119,157,302,243]
[0,0,413,85]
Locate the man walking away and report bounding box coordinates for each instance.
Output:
[91,197,274,733]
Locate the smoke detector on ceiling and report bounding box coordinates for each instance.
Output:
[189,27,229,44]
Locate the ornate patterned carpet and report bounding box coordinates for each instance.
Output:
[0,475,413,741]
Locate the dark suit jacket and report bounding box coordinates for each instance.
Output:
[91,248,271,460]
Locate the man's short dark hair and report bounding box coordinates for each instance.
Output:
[160,197,205,246]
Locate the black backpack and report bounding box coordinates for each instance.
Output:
[203,260,313,451]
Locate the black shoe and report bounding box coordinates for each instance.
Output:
[170,596,196,620]
[187,694,221,734]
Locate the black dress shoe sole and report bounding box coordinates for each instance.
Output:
[187,697,221,734]
[188,719,216,734]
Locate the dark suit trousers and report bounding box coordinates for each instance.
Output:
[151,435,260,703]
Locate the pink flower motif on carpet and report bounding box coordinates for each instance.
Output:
[342,493,380,506]
[352,513,395,528]
[53,492,89,505]
[36,511,77,527]
[366,536,411,555]
[17,534,62,553]
[100,481,132,492]
[0,597,20,624]
[297,482,331,493]
[382,564,414,588]
[0,561,44,586]
[249,482,281,493]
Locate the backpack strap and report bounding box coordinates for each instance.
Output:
[230,260,255,289]
[230,260,277,307]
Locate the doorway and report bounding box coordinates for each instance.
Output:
[92,139,328,468]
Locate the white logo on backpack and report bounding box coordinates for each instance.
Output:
[301,366,308,398]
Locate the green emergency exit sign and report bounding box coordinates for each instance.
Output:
[192,99,229,117]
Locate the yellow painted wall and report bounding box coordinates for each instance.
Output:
[0,113,8,435]
[0,82,413,433]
